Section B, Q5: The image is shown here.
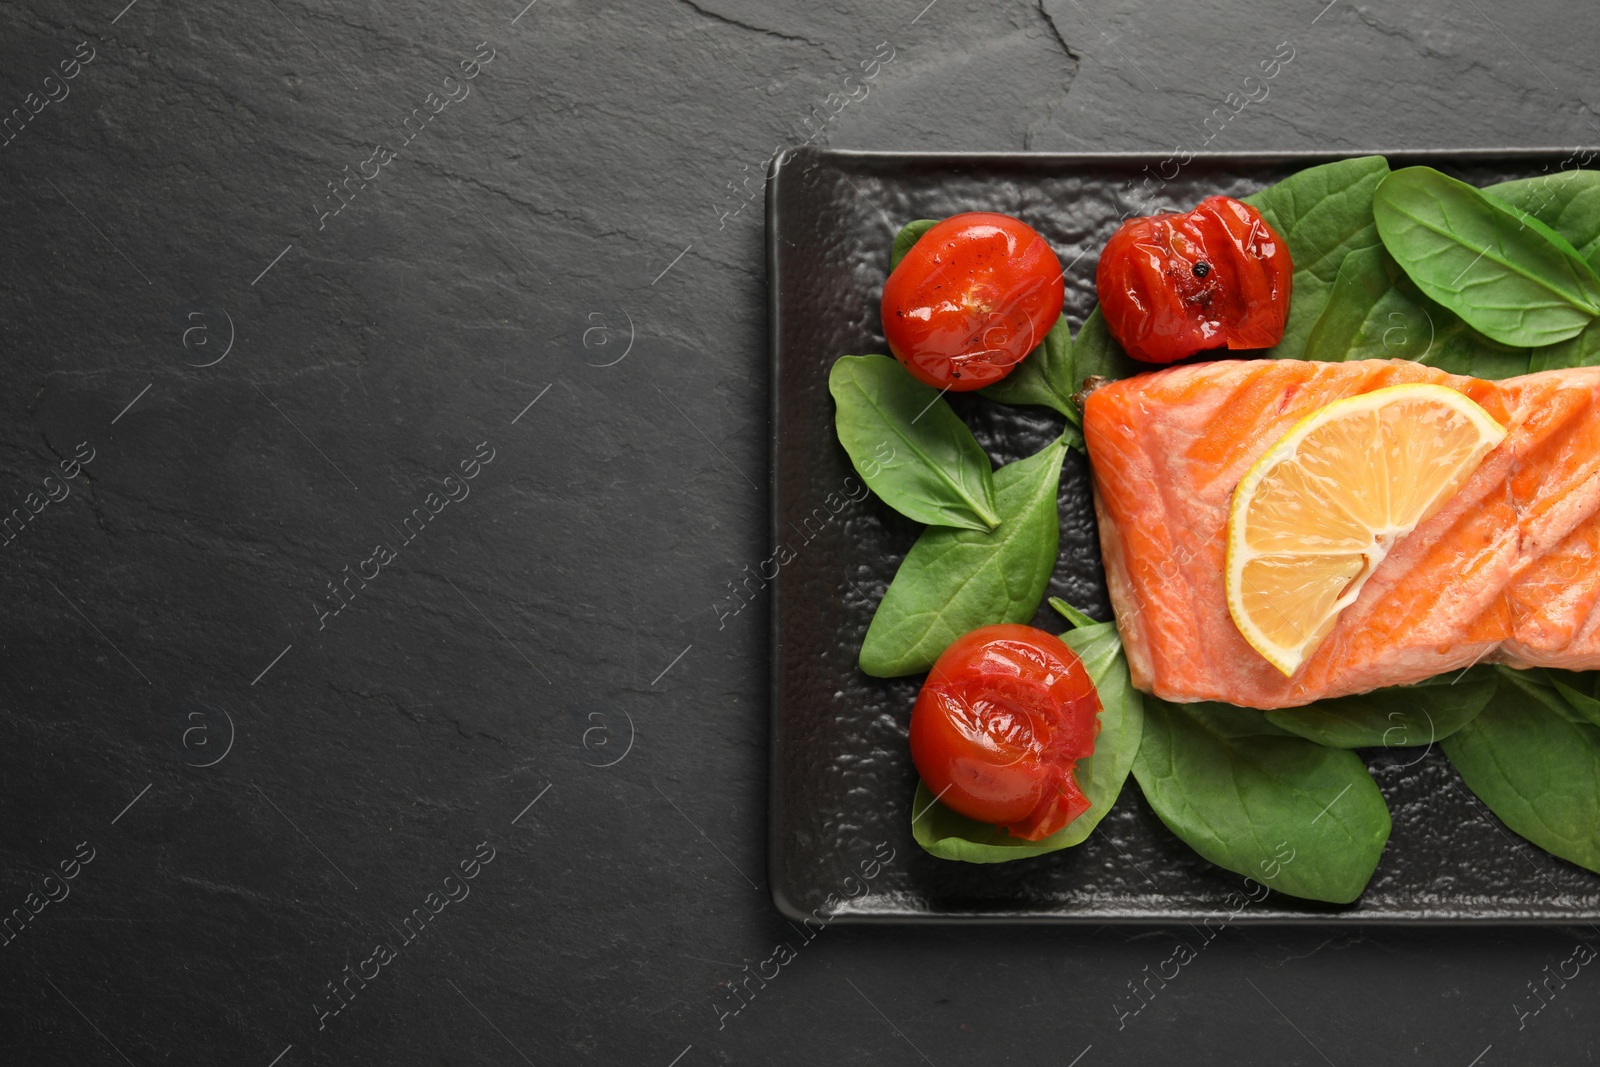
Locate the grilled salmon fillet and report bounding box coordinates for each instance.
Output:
[1082,358,1600,709]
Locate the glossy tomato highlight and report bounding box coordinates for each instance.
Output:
[882,212,1064,391]
[1096,195,1291,364]
[909,624,1102,840]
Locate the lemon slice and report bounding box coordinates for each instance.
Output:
[1225,383,1507,676]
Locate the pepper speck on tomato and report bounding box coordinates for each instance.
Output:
[882,213,1065,391]
[1095,195,1292,364]
[909,624,1102,841]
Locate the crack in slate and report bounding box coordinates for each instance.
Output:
[676,0,826,47]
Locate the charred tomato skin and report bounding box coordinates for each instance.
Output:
[1096,195,1292,364]
[909,623,1102,841]
[882,212,1065,391]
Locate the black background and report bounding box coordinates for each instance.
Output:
[1,0,1596,1063]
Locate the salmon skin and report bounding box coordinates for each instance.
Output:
[1082,357,1600,709]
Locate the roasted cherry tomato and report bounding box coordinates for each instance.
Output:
[1095,195,1292,364]
[909,624,1101,840]
[882,212,1065,391]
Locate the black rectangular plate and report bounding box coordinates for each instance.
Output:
[768,146,1600,923]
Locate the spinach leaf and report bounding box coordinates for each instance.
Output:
[829,355,1001,531]
[1065,306,1142,386]
[1132,696,1391,903]
[911,613,1145,861]
[1418,313,1537,378]
[1054,617,1145,839]
[1526,318,1600,372]
[1244,155,1392,359]
[1373,166,1600,347]
[1301,245,1435,363]
[1264,667,1496,748]
[1485,170,1600,370]
[1303,166,1600,371]
[860,435,1067,677]
[1049,595,1099,630]
[890,219,939,271]
[1487,168,1600,270]
[1301,245,1531,377]
[1442,666,1600,875]
[978,315,1084,433]
[1541,670,1600,728]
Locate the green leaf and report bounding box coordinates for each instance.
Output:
[1301,245,1532,377]
[1442,666,1600,875]
[1542,670,1600,728]
[1485,170,1600,370]
[828,355,1001,531]
[1264,667,1496,748]
[1132,695,1392,903]
[1416,309,1535,378]
[860,436,1067,677]
[1079,162,1600,378]
[1049,595,1099,630]
[1055,620,1146,840]
[1486,168,1600,271]
[978,315,1081,425]
[1302,245,1431,362]
[890,219,939,271]
[1067,306,1142,383]
[1526,317,1600,372]
[1244,155,1392,359]
[1373,166,1600,347]
[911,618,1144,861]
[1302,166,1600,372]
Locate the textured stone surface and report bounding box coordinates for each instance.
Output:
[0,0,1597,1063]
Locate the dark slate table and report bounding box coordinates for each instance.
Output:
[2,0,1596,1063]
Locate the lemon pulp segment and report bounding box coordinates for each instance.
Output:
[1225,384,1507,676]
